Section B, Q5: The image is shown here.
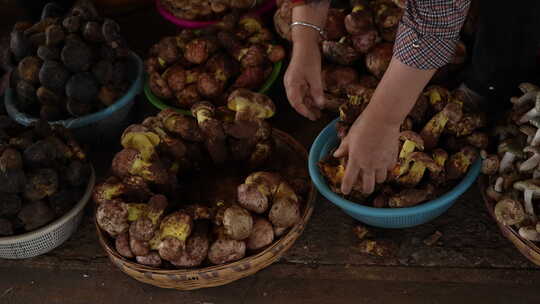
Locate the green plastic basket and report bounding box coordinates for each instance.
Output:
[144,61,283,115]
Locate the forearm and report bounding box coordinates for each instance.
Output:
[362,58,436,127]
[291,1,330,46]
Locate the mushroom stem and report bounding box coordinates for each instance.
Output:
[523,189,536,219]
[494,177,504,193]
[519,107,540,124]
[532,128,540,146]
[520,154,540,172]
[499,152,516,173]
[534,169,540,179]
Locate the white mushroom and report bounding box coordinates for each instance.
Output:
[494,176,504,193]
[519,125,537,145]
[498,140,523,173]
[513,179,540,221]
[519,146,540,172]
[519,226,540,241]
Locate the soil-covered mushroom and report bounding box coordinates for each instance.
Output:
[170,223,210,267]
[23,139,57,168]
[365,43,393,78]
[389,184,435,208]
[156,211,193,261]
[208,237,246,265]
[518,226,540,242]
[322,39,362,65]
[0,194,22,217]
[39,60,70,91]
[18,56,42,84]
[420,102,463,150]
[446,146,478,180]
[222,205,253,240]
[49,189,82,216]
[111,149,168,185]
[24,168,59,201]
[398,152,442,187]
[246,217,274,250]
[115,232,134,258]
[136,252,162,267]
[61,39,92,72]
[159,109,204,142]
[66,72,99,104]
[269,182,301,228]
[18,200,55,231]
[0,148,23,172]
[97,199,129,236]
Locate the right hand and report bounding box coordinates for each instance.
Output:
[284,37,325,121]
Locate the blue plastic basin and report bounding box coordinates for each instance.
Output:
[308,118,482,228]
[5,52,144,144]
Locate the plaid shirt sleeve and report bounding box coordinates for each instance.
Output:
[394,0,470,70]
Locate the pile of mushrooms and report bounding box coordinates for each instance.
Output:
[95,90,308,268]
[146,14,285,110]
[0,116,91,236]
[483,83,540,242]
[274,0,467,111]
[160,0,266,21]
[319,85,487,207]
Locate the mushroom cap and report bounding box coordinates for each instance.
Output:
[399,131,424,148]
[520,125,537,137]
[519,82,540,94]
[513,179,540,194]
[494,198,525,226]
[408,152,442,173]
[432,148,449,166]
[497,139,523,156]
[191,101,216,119]
[227,89,276,120]
[524,146,540,155]
[442,102,463,124]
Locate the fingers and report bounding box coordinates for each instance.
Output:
[285,83,320,121]
[375,168,387,184]
[308,75,325,109]
[333,138,349,158]
[341,157,361,195]
[361,170,376,194]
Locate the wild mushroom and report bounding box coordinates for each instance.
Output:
[494,197,525,226]
[519,146,540,173]
[511,83,540,110]
[517,90,540,124]
[222,205,253,240]
[420,102,463,150]
[389,184,435,208]
[227,89,276,122]
[156,211,194,262]
[518,226,540,241]
[92,177,126,205]
[111,149,168,185]
[424,85,450,112]
[120,125,161,161]
[398,131,424,159]
[526,116,540,146]
[481,153,500,176]
[398,152,442,187]
[498,139,523,174]
[513,179,540,220]
[191,102,228,164]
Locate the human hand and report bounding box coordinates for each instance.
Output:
[284,37,325,121]
[333,116,400,195]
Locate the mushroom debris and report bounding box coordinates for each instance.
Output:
[319,85,486,207]
[145,14,285,110]
[0,116,91,236]
[7,0,131,121]
[160,0,266,21]
[275,0,469,112]
[483,82,540,243]
[95,95,307,268]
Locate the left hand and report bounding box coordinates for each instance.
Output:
[333,115,400,195]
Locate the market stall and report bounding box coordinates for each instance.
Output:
[1,0,540,302]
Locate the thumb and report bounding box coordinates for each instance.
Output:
[333,138,349,158]
[310,85,326,109]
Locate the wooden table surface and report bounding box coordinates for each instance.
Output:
[1,3,540,304]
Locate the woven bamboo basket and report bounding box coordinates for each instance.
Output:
[480,176,540,265]
[96,128,316,290]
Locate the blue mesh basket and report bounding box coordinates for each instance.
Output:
[308,118,482,228]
